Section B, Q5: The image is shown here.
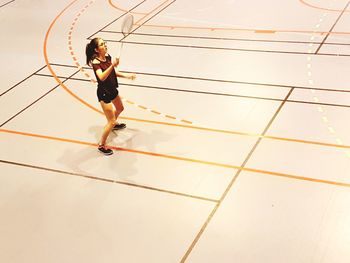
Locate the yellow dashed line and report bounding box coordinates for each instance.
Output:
[181,120,193,124]
[306,6,349,158]
[165,115,176,120]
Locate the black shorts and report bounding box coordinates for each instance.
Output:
[97,87,118,103]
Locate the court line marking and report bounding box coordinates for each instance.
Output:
[314,0,350,54]
[0,65,47,97]
[11,68,350,153]
[1,127,350,189]
[0,159,219,203]
[1,70,80,128]
[99,38,350,56]
[68,0,193,124]
[49,63,350,94]
[109,0,350,14]
[0,0,15,8]
[44,0,102,115]
[34,72,350,109]
[108,0,350,35]
[100,29,350,46]
[135,23,350,35]
[108,0,145,15]
[179,83,292,261]
[300,0,350,12]
[306,0,350,158]
[28,70,350,151]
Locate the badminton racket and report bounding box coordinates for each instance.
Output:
[118,13,134,59]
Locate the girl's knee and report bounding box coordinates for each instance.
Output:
[108,118,116,126]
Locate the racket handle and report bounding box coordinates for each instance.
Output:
[117,42,124,59]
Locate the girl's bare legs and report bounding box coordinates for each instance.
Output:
[99,101,116,146]
[112,95,124,124]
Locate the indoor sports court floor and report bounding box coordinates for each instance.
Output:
[1,0,350,262]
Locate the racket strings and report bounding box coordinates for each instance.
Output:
[121,14,134,37]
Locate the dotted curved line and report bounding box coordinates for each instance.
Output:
[68,0,193,125]
[305,4,350,158]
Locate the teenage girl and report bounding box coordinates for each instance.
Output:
[86,37,135,155]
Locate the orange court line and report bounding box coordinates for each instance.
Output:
[299,0,350,12]
[0,128,97,147]
[108,0,350,35]
[138,23,350,35]
[120,116,350,150]
[43,0,102,115]
[134,0,173,26]
[1,128,350,189]
[108,0,145,15]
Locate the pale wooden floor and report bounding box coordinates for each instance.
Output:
[1,0,350,262]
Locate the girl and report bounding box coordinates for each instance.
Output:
[86,38,135,155]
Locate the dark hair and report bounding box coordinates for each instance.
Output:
[85,38,100,66]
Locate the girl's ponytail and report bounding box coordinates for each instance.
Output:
[85,38,99,66]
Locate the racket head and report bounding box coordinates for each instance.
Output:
[121,13,134,36]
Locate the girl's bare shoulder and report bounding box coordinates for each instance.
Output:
[92,58,100,64]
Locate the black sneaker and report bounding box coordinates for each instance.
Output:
[113,123,126,130]
[98,145,113,155]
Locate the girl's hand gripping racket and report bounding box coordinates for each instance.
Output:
[118,13,134,59]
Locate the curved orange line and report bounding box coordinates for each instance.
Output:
[299,0,349,12]
[43,0,103,115]
[108,0,145,15]
[134,0,172,25]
